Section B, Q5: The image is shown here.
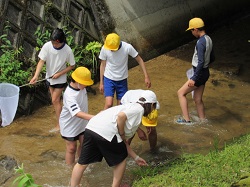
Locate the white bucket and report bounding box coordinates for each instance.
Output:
[0,83,20,127]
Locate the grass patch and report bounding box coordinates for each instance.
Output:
[131,134,250,187]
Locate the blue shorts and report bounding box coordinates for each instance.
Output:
[193,67,210,87]
[104,76,128,100]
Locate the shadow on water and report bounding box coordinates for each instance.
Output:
[1,16,250,186]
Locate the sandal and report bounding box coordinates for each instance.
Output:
[176,118,192,125]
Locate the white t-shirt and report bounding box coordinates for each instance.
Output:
[59,85,89,137]
[99,41,138,81]
[86,103,144,142]
[39,41,75,85]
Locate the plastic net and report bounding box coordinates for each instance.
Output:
[0,83,20,127]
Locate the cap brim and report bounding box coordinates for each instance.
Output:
[76,79,94,86]
[71,72,94,86]
[104,45,119,51]
[79,80,94,86]
[141,117,157,127]
[104,44,119,51]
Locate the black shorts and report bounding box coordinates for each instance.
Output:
[46,80,67,88]
[193,67,210,87]
[78,129,128,167]
[61,131,84,141]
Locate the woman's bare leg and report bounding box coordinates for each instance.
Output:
[104,96,114,109]
[65,140,77,166]
[147,127,157,150]
[177,81,196,121]
[70,163,88,187]
[193,85,206,120]
[49,87,64,131]
[112,159,126,187]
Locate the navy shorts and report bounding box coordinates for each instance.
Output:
[193,67,210,87]
[61,131,84,141]
[46,80,67,88]
[78,129,128,167]
[103,76,128,100]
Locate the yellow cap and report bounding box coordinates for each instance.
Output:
[142,110,158,127]
[71,67,94,86]
[104,33,120,51]
[186,18,204,31]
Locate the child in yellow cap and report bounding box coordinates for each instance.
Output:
[177,18,214,124]
[59,67,94,167]
[70,89,159,187]
[121,89,160,151]
[99,33,151,110]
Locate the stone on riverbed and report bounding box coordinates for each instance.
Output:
[0,155,17,185]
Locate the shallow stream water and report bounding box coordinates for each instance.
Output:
[1,15,250,186]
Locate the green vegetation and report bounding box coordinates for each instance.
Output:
[85,41,102,79]
[0,24,31,85]
[131,134,250,187]
[12,163,42,187]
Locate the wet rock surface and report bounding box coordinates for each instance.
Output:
[0,155,17,185]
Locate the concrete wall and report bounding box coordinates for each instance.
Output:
[93,0,250,61]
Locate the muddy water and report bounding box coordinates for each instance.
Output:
[1,16,250,186]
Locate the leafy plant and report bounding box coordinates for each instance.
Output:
[34,27,51,52]
[0,23,31,85]
[33,26,52,77]
[12,163,42,187]
[85,41,102,76]
[62,26,86,63]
